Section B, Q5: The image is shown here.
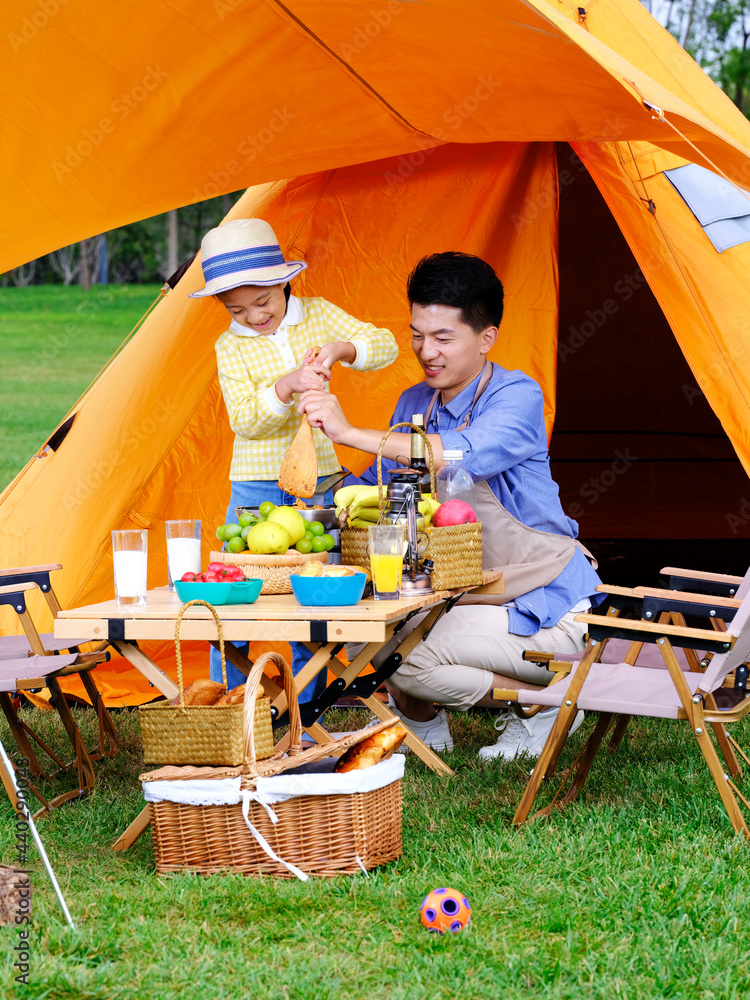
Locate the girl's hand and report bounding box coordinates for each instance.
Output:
[304,342,356,369]
[275,363,331,403]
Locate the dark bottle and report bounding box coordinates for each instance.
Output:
[410,413,431,489]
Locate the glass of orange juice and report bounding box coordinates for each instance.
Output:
[368,524,404,600]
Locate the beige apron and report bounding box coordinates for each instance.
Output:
[424,363,596,606]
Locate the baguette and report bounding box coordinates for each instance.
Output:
[333,723,408,772]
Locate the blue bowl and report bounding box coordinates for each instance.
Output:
[226,579,263,604]
[174,578,264,606]
[174,580,234,604]
[290,573,367,607]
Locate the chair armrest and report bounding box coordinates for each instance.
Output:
[660,566,743,585]
[0,582,37,596]
[522,649,553,663]
[595,585,642,597]
[660,566,743,597]
[0,564,62,578]
[574,612,736,653]
[0,566,63,617]
[594,584,646,612]
[595,584,739,622]
[634,587,741,610]
[633,586,740,624]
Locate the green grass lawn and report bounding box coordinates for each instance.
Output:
[0,285,162,490]
[1,704,749,999]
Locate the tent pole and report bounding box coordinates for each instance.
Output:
[0,739,75,930]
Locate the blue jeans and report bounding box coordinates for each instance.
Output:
[209,479,335,705]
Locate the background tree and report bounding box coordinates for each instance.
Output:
[647,0,750,115]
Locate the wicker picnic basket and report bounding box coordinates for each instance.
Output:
[140,651,404,878]
[139,600,274,767]
[341,422,483,592]
[209,549,328,595]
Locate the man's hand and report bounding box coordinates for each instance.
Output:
[303,341,356,369]
[298,389,352,443]
[275,363,332,404]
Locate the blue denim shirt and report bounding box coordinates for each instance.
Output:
[355,363,603,634]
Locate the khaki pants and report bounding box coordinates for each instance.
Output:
[389,604,588,711]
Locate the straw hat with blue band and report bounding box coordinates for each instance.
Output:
[189,219,307,298]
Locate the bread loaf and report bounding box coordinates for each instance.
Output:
[333,723,408,772]
[170,679,226,707]
[214,682,265,706]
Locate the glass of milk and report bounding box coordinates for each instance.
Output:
[165,519,202,590]
[112,530,148,606]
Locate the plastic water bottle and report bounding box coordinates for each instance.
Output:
[435,450,476,514]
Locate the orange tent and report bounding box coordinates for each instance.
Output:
[2,0,750,703]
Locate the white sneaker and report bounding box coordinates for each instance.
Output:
[366,695,453,751]
[478,707,584,762]
[370,696,452,751]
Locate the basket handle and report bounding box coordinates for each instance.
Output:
[174,600,226,706]
[375,422,436,504]
[242,651,302,771]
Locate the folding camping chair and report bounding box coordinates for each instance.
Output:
[0,564,119,816]
[517,566,750,758]
[498,583,750,836]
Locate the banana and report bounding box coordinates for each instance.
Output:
[350,516,425,530]
[421,494,441,515]
[346,505,380,523]
[347,485,383,508]
[334,484,367,509]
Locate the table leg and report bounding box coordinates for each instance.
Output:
[217,643,336,748]
[273,720,333,753]
[326,605,454,774]
[212,641,252,678]
[325,656,454,776]
[270,643,339,716]
[111,640,179,700]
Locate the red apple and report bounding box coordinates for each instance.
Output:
[432,499,477,526]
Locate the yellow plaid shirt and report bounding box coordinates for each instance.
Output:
[215,295,399,481]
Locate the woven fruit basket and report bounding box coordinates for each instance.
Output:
[340,422,483,592]
[139,600,274,766]
[140,651,404,878]
[209,549,328,595]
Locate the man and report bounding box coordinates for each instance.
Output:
[300,252,603,760]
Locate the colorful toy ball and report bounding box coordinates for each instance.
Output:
[419,887,471,933]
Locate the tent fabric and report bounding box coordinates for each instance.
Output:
[3,0,750,272]
[2,0,750,702]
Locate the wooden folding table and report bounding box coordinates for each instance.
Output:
[54,572,503,847]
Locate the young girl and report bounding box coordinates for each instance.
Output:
[190,218,399,695]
